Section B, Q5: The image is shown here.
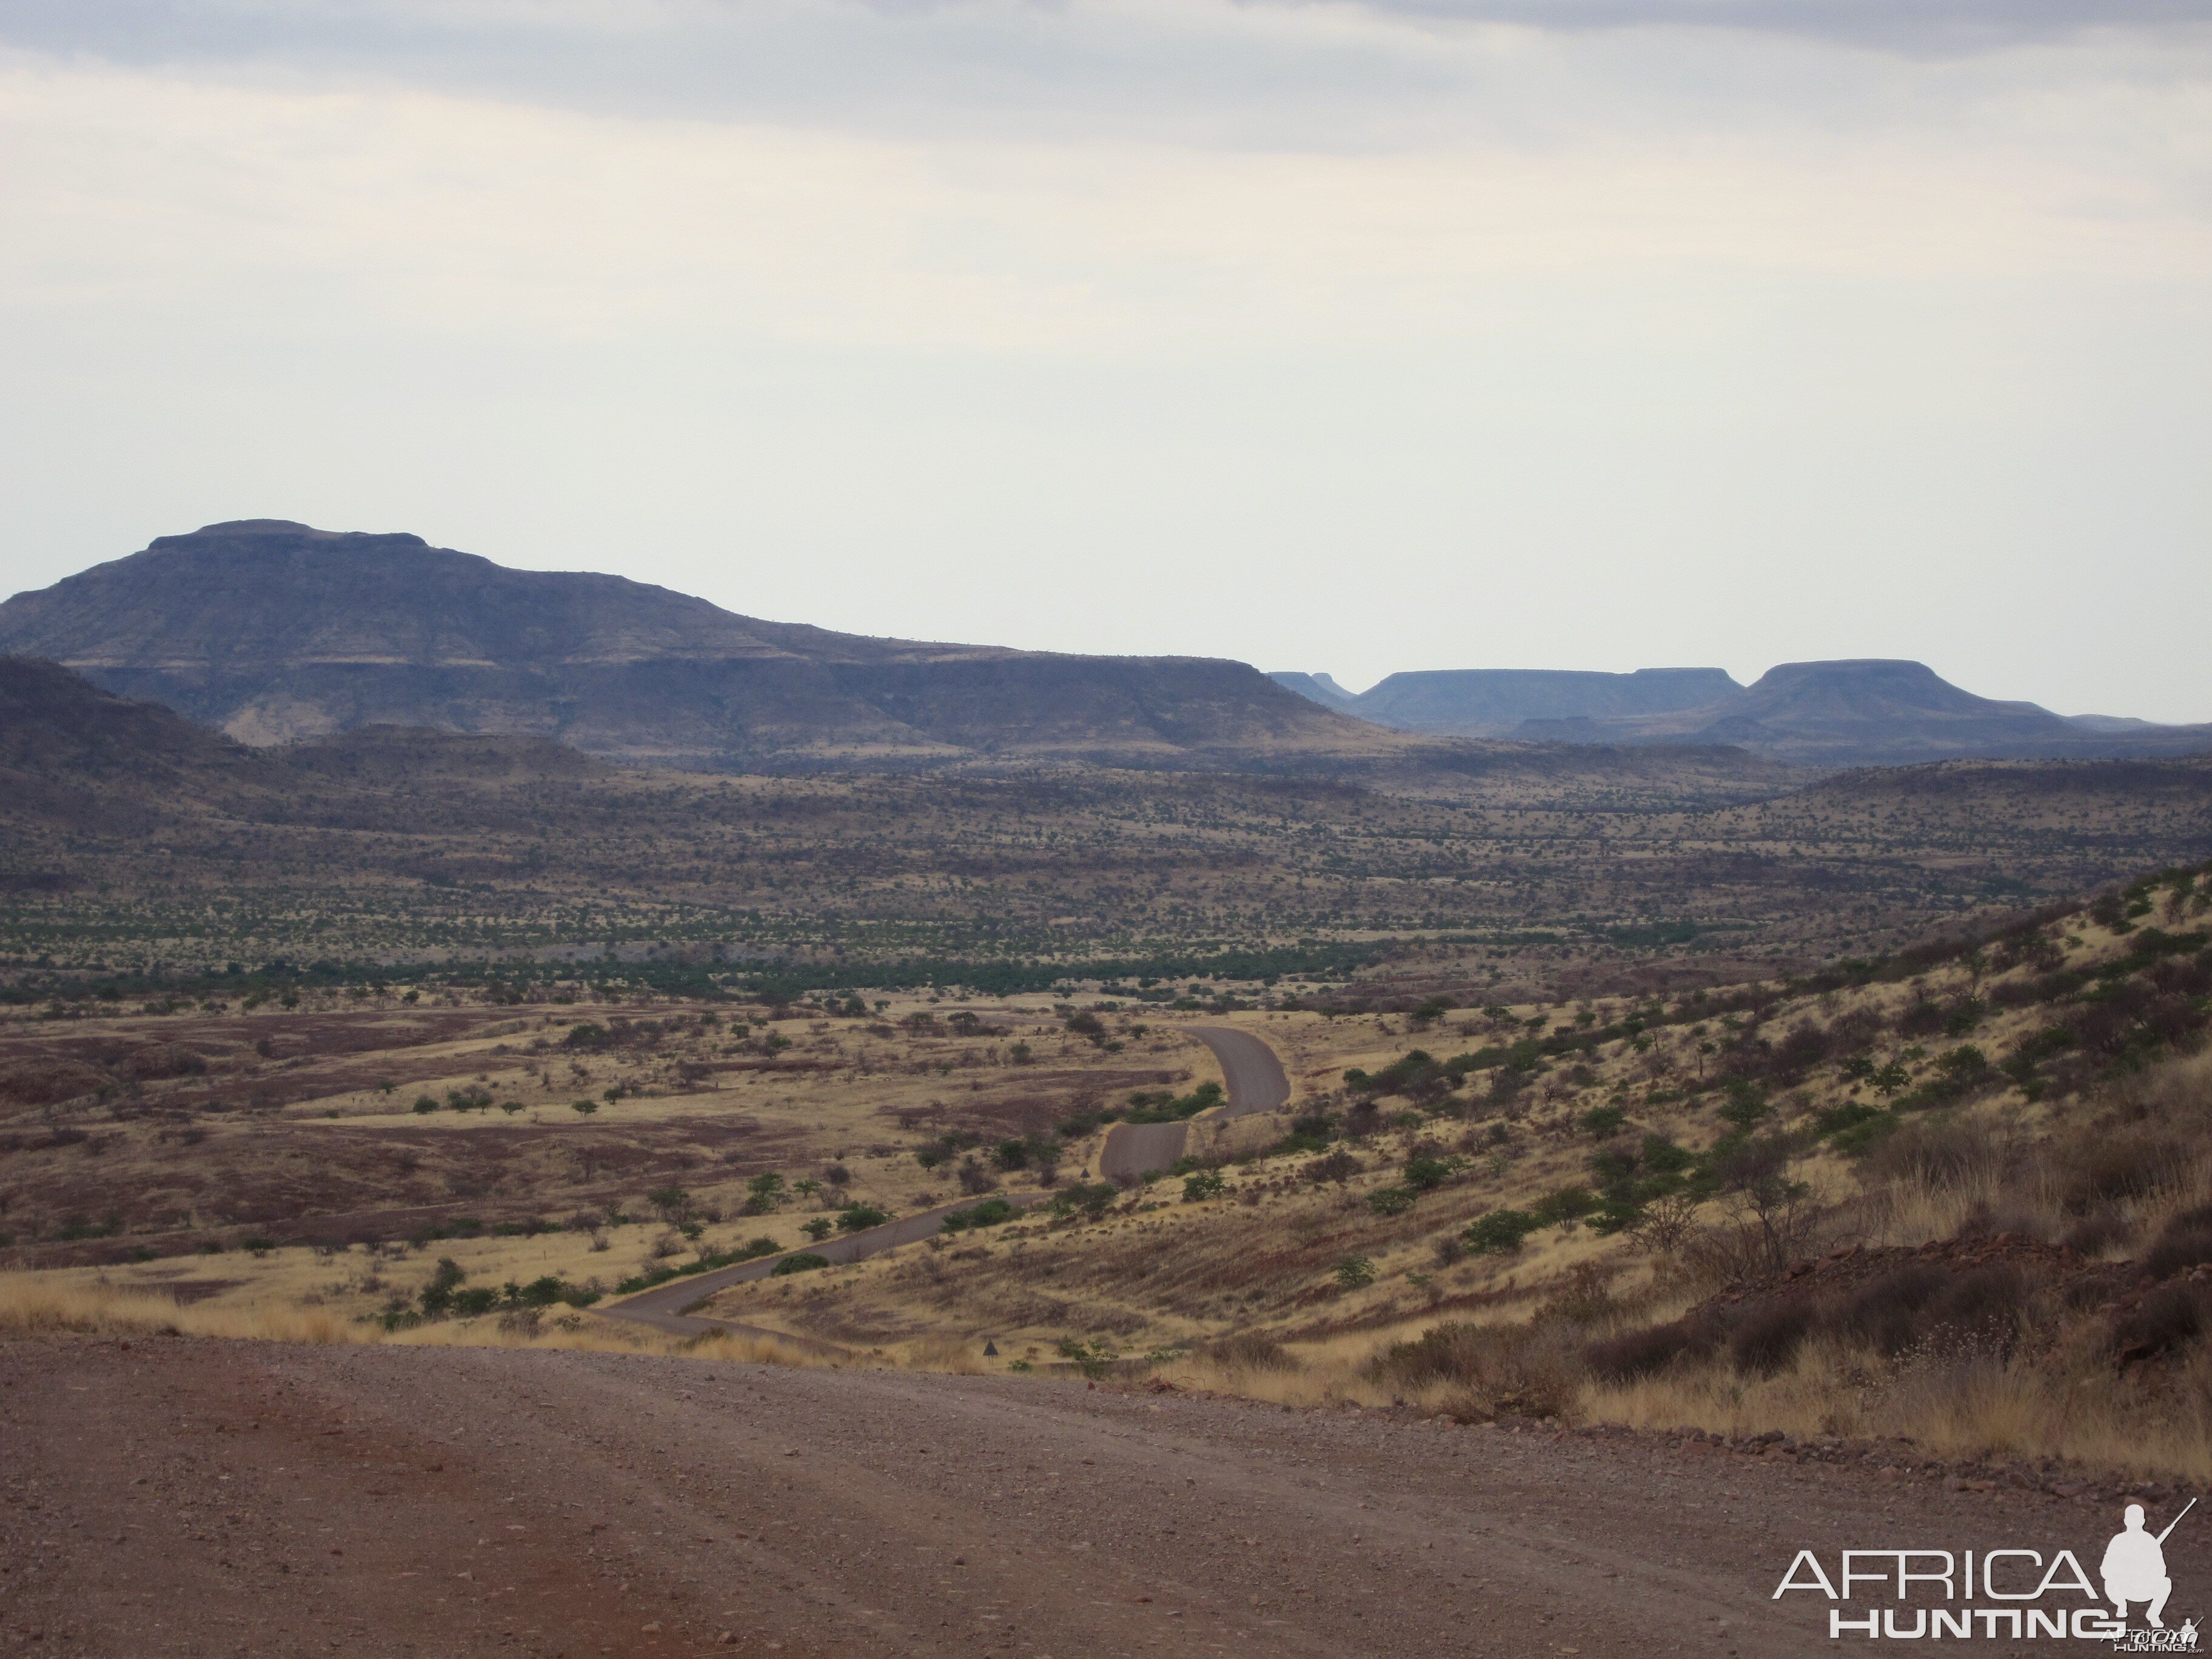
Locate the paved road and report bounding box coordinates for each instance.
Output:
[597,1193,1038,1339]
[605,1024,1289,1334]
[1098,1023,1291,1181]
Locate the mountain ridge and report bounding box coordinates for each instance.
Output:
[1273,657,2212,766]
[0,521,1391,769]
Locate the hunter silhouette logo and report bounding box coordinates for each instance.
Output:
[2105,1501,2190,1629]
[1775,1499,2200,1645]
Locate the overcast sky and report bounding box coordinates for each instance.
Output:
[2,2,2207,716]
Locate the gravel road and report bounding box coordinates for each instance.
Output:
[9,1331,2188,1659]
[1098,1025,1291,1182]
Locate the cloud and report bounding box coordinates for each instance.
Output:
[4,0,2207,152]
[1332,0,2209,52]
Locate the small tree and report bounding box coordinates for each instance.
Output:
[1056,1336,1119,1379]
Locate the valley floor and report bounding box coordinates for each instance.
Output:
[5,1332,2197,1658]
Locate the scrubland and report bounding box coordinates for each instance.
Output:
[8,733,2212,1489]
[7,748,2211,990]
[671,862,2212,1485]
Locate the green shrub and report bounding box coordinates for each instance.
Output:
[241,1235,276,1256]
[800,1216,833,1241]
[1531,1186,1600,1226]
[1367,1185,1416,1216]
[771,1253,830,1276]
[412,1097,437,1115]
[1056,1336,1119,1379]
[418,1256,466,1316]
[1463,1210,1540,1255]
[1048,1183,1117,1221]
[1182,1170,1227,1202]
[940,1197,1017,1233]
[1578,1105,1627,1136]
[1403,1154,1455,1191]
[836,1204,888,1232]
[1335,1255,1377,1289]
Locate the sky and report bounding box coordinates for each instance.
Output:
[1,2,2208,717]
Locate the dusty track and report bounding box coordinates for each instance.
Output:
[1098,1024,1290,1181]
[7,1332,2194,1658]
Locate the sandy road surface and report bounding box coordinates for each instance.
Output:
[1098,1025,1292,1182]
[8,1332,2187,1658]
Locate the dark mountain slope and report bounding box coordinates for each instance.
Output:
[0,521,1390,769]
[0,655,277,794]
[1621,659,2212,766]
[1266,672,1362,714]
[1322,666,1743,736]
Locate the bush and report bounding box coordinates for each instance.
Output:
[1531,1186,1600,1227]
[1403,1155,1455,1191]
[1205,1332,1299,1372]
[418,1256,466,1316]
[800,1216,833,1241]
[1304,1150,1363,1185]
[1182,1170,1227,1202]
[1368,1320,1583,1419]
[2146,1211,2212,1279]
[1335,1255,1377,1290]
[1048,1183,1117,1221]
[1716,1079,1771,1130]
[412,1097,437,1115]
[836,1204,888,1232]
[241,1235,276,1256]
[1056,1336,1119,1379]
[2062,1132,2185,1213]
[1584,1319,1712,1382]
[1728,1301,1815,1376]
[1579,1105,1627,1137]
[1122,1082,1224,1124]
[1367,1185,1416,1216]
[771,1253,830,1276]
[1835,1266,1945,1356]
[1464,1210,1540,1255]
[940,1197,1016,1233]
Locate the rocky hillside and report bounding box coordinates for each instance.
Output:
[0,521,1390,769]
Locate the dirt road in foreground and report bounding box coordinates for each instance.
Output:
[8,1333,2194,1659]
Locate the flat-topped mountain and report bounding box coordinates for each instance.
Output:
[1276,657,2212,766]
[1278,666,1741,736]
[0,521,1387,769]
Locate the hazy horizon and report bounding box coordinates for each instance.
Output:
[2,3,2207,719]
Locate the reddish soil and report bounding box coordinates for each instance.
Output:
[7,1334,2208,1658]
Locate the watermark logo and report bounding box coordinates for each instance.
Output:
[1774,1500,2197,1647]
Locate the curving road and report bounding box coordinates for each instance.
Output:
[601,1025,1290,1336]
[1098,1024,1290,1182]
[597,1194,1038,1341]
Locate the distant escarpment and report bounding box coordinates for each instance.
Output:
[1273,659,2212,768]
[0,521,1389,771]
